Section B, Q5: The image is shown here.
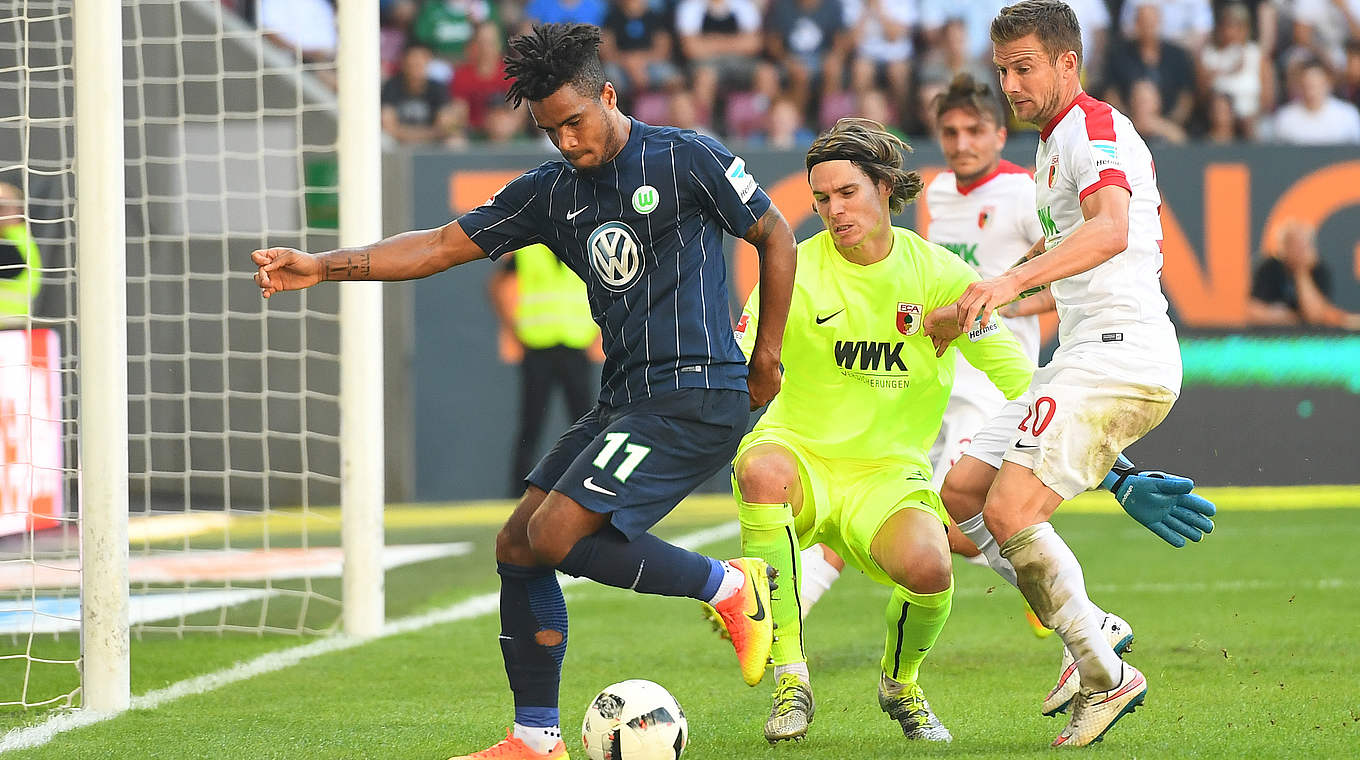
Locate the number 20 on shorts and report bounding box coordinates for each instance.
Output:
[1019,396,1057,436]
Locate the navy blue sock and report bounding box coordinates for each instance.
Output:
[497,562,567,727]
[557,526,722,600]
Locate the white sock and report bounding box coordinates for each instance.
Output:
[956,512,1019,587]
[961,553,988,568]
[798,546,840,618]
[1001,522,1121,691]
[513,723,562,754]
[774,661,811,684]
[706,561,746,605]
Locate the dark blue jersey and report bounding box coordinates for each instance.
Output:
[459,118,772,406]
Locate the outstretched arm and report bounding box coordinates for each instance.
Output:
[252,221,485,298]
[743,205,797,409]
[999,289,1056,319]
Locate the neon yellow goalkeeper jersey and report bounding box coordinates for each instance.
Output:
[736,226,1034,473]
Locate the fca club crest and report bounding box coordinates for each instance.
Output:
[978,205,995,229]
[1047,155,1060,188]
[897,302,922,336]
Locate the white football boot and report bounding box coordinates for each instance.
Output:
[1042,612,1135,716]
[1051,662,1147,747]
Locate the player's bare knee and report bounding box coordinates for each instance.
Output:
[908,555,953,595]
[734,448,798,503]
[900,534,952,594]
[525,510,569,567]
[495,522,535,565]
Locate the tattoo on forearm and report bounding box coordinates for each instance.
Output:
[324,252,372,281]
[745,206,783,245]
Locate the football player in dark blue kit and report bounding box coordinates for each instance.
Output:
[251,23,798,760]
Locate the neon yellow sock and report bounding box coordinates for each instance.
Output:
[735,491,805,667]
[881,583,953,685]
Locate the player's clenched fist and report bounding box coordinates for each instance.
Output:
[746,356,782,410]
[954,274,1022,331]
[252,247,323,298]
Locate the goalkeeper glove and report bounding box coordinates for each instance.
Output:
[1100,454,1217,548]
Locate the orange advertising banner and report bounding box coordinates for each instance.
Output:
[0,329,64,537]
[444,154,1360,332]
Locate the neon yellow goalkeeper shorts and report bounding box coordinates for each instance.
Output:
[734,431,946,588]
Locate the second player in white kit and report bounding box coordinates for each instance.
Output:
[925,158,1044,489]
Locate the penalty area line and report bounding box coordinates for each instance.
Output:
[0,521,740,754]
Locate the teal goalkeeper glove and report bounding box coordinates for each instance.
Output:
[1100,456,1217,548]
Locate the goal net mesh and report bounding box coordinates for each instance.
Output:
[0,0,347,712]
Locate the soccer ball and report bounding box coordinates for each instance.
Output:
[580,679,688,760]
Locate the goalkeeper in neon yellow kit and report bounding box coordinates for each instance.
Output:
[728,118,1033,744]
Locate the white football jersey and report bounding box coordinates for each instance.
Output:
[925,161,1043,407]
[1034,92,1182,393]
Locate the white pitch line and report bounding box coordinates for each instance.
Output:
[950,575,1356,598]
[0,522,742,754]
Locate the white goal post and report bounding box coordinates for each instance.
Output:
[336,0,385,642]
[2,0,385,716]
[74,0,131,714]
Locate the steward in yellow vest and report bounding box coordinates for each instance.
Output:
[0,183,41,326]
[489,244,600,497]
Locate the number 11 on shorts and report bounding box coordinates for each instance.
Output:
[593,432,652,482]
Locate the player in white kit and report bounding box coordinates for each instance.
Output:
[930,1,1184,747]
[790,73,1212,642]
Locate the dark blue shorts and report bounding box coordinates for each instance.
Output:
[526,388,749,540]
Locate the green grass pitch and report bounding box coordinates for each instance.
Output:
[1,495,1357,758]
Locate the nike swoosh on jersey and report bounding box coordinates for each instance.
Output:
[583,477,617,496]
[815,308,845,325]
[1014,442,1039,450]
[566,206,589,220]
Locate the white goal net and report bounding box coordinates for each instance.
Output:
[0,0,378,714]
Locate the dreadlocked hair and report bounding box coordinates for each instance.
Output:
[806,118,922,215]
[504,23,606,108]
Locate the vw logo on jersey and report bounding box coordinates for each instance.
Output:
[587,221,644,292]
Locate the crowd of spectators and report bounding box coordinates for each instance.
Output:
[239,1,1360,148]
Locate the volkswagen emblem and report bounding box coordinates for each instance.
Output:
[587,221,644,292]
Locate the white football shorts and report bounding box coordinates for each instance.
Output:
[964,361,1177,499]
